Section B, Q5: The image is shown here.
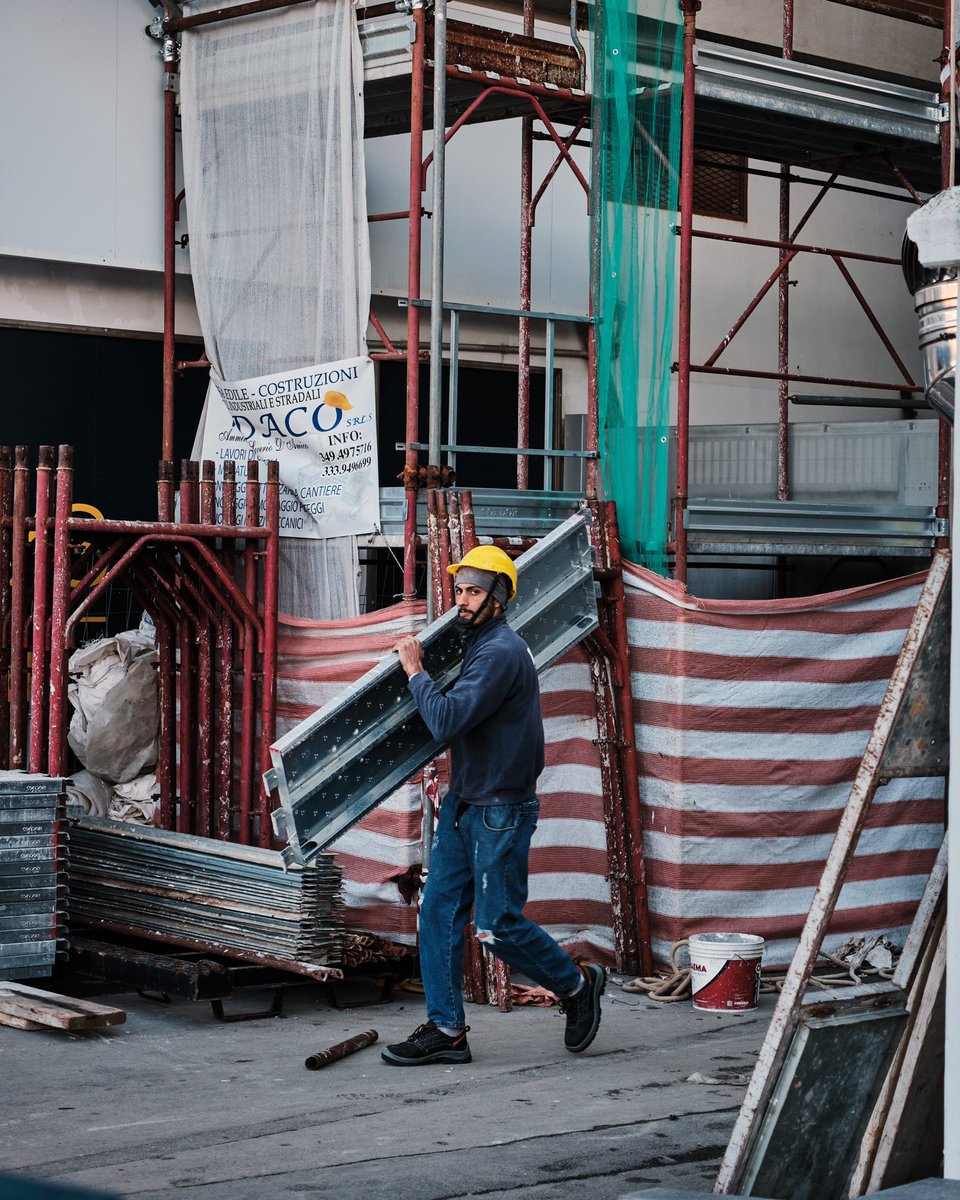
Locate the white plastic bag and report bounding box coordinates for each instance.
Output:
[67,631,159,784]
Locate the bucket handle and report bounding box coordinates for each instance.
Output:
[672,938,762,966]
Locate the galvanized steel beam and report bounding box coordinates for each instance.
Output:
[267,508,598,864]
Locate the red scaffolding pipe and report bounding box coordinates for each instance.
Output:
[28,447,53,774]
[0,448,11,765]
[260,460,280,847]
[936,0,953,546]
[161,0,314,33]
[674,1,699,584]
[402,4,427,599]
[692,228,901,265]
[8,447,29,770]
[46,447,73,778]
[162,40,179,464]
[778,0,794,508]
[240,462,261,843]
[692,364,922,392]
[517,0,535,491]
[777,167,790,503]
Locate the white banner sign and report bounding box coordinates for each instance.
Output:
[199,355,380,539]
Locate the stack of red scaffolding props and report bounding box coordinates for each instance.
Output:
[0,445,279,847]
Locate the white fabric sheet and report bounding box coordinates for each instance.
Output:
[180,0,370,619]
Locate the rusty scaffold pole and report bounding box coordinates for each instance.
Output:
[778,0,793,505]
[517,0,536,489]
[403,1,428,599]
[162,32,180,465]
[935,0,954,548]
[673,0,699,584]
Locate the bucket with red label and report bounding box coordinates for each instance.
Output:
[675,932,765,1011]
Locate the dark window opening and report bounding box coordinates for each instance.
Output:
[693,151,748,221]
[0,326,208,520]
[0,325,210,637]
[376,360,555,491]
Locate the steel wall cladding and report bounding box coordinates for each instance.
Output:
[0,771,67,980]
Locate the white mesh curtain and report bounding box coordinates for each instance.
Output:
[180,0,370,619]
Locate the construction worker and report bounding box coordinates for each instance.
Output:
[382,544,605,1066]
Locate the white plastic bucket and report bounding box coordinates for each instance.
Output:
[676,932,765,1012]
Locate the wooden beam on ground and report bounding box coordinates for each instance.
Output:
[0,981,126,1031]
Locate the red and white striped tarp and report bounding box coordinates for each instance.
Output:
[623,564,946,968]
[276,564,944,973]
[528,647,613,964]
[276,605,614,962]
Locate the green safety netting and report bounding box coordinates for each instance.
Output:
[590,0,683,573]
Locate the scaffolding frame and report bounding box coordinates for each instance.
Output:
[153,0,598,600]
[672,0,954,581]
[153,0,953,594]
[148,0,653,975]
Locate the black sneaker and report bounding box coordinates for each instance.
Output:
[560,964,606,1053]
[381,1021,472,1066]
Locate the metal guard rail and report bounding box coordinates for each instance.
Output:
[684,498,943,557]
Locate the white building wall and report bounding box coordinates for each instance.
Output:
[699,0,941,79]
[685,163,930,428]
[3,1,174,273]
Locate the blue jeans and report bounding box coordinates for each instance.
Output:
[419,794,583,1029]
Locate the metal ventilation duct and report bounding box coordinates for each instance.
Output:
[914,280,956,424]
[903,228,956,425]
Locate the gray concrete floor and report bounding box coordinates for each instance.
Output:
[0,972,773,1200]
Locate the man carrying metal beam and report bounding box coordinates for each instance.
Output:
[381,546,606,1066]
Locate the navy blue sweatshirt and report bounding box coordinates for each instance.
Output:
[408,613,545,805]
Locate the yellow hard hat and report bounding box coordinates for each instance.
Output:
[447,545,518,601]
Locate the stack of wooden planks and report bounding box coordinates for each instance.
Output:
[0,981,125,1031]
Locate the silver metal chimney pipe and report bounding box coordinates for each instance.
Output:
[903,228,956,424]
[915,280,957,423]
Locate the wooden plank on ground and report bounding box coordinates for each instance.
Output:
[0,981,126,1029]
[0,994,90,1030]
[0,1010,47,1031]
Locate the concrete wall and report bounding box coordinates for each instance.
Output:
[3,1,173,273]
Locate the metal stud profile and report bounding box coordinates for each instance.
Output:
[266,508,598,864]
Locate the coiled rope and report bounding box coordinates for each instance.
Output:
[620,937,899,1003]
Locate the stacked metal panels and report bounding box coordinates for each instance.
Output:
[67,818,343,976]
[0,772,67,981]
